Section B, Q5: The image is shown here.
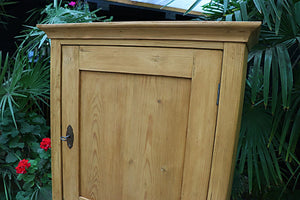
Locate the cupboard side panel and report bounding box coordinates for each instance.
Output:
[50,40,63,200]
[61,46,80,200]
[207,43,248,200]
[181,50,223,200]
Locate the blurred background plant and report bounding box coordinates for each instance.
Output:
[18,0,112,53]
[1,0,299,199]
[0,0,16,28]
[0,0,111,199]
[169,0,300,199]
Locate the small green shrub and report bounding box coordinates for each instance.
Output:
[0,109,50,200]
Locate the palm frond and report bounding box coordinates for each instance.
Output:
[237,84,282,192]
[17,2,113,53]
[0,51,50,128]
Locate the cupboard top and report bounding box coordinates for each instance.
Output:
[38,21,261,49]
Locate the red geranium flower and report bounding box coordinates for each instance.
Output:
[15,159,31,174]
[40,138,51,151]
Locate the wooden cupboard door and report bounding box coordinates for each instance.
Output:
[61,45,222,200]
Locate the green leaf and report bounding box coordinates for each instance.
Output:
[0,52,9,84]
[7,91,18,128]
[239,142,247,173]
[0,134,9,144]
[37,186,52,200]
[258,145,271,187]
[5,152,18,163]
[32,116,45,124]
[185,0,203,14]
[269,144,282,181]
[23,174,35,182]
[38,34,48,49]
[253,146,261,191]
[161,0,175,9]
[240,1,248,21]
[9,142,24,148]
[269,0,280,19]
[234,10,242,21]
[251,51,262,104]
[268,109,283,146]
[16,191,28,200]
[9,129,19,137]
[22,181,34,191]
[276,46,288,108]
[286,100,300,158]
[279,109,293,155]
[275,2,283,35]
[225,13,233,21]
[263,48,272,107]
[253,0,262,13]
[295,1,300,25]
[261,1,272,30]
[271,49,279,113]
[247,148,253,193]
[283,48,293,109]
[20,122,36,134]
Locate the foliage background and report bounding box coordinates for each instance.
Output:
[0,1,111,199]
[179,0,300,199]
[0,0,299,199]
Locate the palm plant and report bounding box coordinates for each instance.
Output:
[168,0,300,198]
[0,0,16,27]
[18,0,112,53]
[0,51,50,128]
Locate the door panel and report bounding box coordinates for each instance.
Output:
[80,72,191,200]
[61,46,223,200]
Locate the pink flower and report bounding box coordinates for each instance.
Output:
[68,1,76,7]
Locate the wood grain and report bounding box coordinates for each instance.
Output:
[181,50,222,200]
[61,46,80,200]
[50,40,62,200]
[79,72,191,200]
[207,43,248,200]
[60,39,224,50]
[37,21,261,49]
[79,46,193,78]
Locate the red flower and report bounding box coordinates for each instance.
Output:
[40,138,51,151]
[15,159,31,174]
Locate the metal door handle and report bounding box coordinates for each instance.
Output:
[60,125,74,149]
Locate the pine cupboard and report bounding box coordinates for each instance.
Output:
[38,21,261,200]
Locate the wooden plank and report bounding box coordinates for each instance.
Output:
[50,40,62,200]
[207,43,248,200]
[61,39,224,50]
[79,46,194,78]
[37,21,261,49]
[79,72,191,200]
[181,50,222,200]
[61,46,80,200]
